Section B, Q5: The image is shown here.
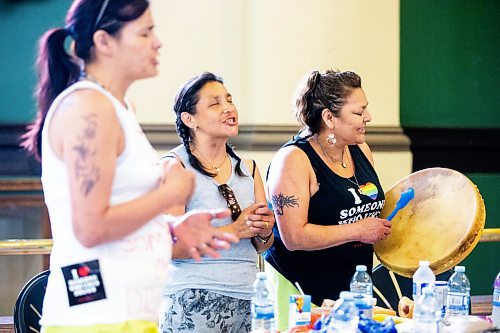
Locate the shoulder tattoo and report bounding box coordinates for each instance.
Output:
[271,193,299,215]
[72,113,100,196]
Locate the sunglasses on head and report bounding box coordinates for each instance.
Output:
[94,0,110,31]
[218,184,242,221]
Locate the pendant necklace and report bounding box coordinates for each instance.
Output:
[193,146,227,175]
[344,156,361,191]
[314,136,347,168]
[314,136,361,190]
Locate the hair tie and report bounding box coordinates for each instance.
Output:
[65,25,76,38]
[312,70,322,87]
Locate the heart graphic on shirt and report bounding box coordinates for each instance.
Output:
[359,182,378,200]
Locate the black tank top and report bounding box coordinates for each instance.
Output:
[264,137,385,305]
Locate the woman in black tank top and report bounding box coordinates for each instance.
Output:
[265,70,392,305]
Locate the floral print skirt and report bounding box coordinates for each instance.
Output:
[160,289,251,333]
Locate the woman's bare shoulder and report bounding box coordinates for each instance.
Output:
[273,144,310,166]
[57,88,115,119]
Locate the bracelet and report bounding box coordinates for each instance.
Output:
[254,233,273,244]
[168,222,178,243]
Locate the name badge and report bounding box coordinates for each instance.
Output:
[61,259,107,306]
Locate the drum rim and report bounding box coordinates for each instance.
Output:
[374,167,486,277]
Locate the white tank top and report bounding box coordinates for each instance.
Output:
[40,81,172,326]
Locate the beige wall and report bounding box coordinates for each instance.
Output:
[135,0,408,191]
[130,0,400,127]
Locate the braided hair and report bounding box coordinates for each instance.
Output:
[294,69,362,138]
[173,72,245,178]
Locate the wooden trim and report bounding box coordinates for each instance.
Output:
[480,228,500,243]
[0,124,410,176]
[471,295,493,316]
[0,316,13,333]
[143,124,411,152]
[0,178,42,191]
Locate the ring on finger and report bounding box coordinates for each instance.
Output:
[265,221,269,229]
[210,210,217,220]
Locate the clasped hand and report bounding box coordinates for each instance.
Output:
[224,203,275,240]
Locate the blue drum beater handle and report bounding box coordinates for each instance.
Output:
[386,187,415,221]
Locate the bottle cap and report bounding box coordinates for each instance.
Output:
[339,291,354,300]
[454,266,465,272]
[419,260,430,267]
[356,265,367,272]
[257,272,266,280]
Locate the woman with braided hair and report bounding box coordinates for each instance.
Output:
[159,72,275,333]
[21,1,237,332]
[265,69,391,308]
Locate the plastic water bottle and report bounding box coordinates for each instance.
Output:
[445,265,470,317]
[413,260,436,301]
[327,291,359,333]
[350,264,373,319]
[251,272,275,333]
[413,287,441,333]
[490,272,500,327]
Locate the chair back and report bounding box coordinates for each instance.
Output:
[13,270,50,333]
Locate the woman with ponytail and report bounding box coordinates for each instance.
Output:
[159,72,275,333]
[265,70,391,308]
[22,2,236,332]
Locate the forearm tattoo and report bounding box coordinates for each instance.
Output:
[271,193,299,215]
[72,113,100,196]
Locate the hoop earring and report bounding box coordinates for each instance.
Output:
[327,131,336,145]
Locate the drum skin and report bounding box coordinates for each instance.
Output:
[374,167,486,278]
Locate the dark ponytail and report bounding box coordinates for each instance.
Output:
[21,28,80,159]
[295,70,322,135]
[173,72,245,178]
[294,69,362,136]
[22,0,150,160]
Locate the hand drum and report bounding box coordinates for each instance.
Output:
[374,167,486,277]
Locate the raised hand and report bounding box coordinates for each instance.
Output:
[173,209,239,261]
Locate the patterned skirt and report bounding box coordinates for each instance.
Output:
[160,289,251,333]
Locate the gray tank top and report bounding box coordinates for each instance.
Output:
[163,145,258,300]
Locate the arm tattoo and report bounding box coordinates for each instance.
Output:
[272,193,299,216]
[72,113,100,196]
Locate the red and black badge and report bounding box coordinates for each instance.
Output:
[61,259,107,306]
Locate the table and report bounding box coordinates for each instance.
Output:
[0,296,492,333]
